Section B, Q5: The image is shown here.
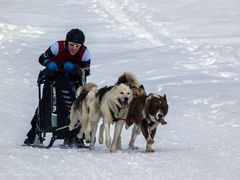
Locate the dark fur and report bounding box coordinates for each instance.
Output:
[96,86,113,103]
[127,94,168,152]
[73,89,89,111]
[115,72,140,87]
[126,95,148,126]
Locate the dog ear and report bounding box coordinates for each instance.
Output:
[163,94,167,102]
[139,84,145,90]
[112,85,118,90]
[139,84,147,96]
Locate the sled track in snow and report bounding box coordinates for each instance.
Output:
[90,0,174,47]
[90,0,240,80]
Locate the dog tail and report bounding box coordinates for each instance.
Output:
[115,72,140,87]
[86,86,100,113]
[69,102,79,131]
[74,83,98,111]
[69,83,98,130]
[76,82,98,97]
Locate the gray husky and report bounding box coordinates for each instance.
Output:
[88,83,133,152]
[97,72,146,151]
[69,83,98,143]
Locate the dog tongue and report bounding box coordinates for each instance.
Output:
[122,100,129,108]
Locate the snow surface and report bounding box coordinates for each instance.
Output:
[0,0,240,179]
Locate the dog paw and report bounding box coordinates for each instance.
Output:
[98,137,103,144]
[146,143,154,152]
[105,140,111,148]
[128,145,139,150]
[146,147,154,153]
[84,135,91,144]
[117,144,122,150]
[110,146,117,153]
[85,139,91,144]
[89,144,95,151]
[116,141,122,150]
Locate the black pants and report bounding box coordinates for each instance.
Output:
[26,110,38,141]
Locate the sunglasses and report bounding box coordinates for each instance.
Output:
[68,42,81,48]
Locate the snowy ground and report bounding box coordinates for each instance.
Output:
[0,0,240,179]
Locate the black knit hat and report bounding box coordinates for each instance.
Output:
[66,28,85,44]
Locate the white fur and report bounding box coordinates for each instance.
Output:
[89,83,133,152]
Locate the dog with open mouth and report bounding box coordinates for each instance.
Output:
[88,83,133,152]
[126,93,168,152]
[97,72,147,152]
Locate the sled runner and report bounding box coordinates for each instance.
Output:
[29,70,87,148]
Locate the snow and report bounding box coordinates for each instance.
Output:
[0,0,240,179]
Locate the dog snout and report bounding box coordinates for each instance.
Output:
[124,97,128,102]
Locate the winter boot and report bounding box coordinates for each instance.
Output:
[75,137,88,148]
[63,138,75,148]
[24,135,43,146]
[23,137,35,146]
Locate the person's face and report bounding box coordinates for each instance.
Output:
[68,41,81,55]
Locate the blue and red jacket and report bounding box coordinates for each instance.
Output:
[39,41,91,76]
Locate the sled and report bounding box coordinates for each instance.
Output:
[32,70,83,148]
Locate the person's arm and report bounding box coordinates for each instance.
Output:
[80,48,91,77]
[39,42,59,66]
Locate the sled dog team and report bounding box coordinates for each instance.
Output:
[69,72,168,153]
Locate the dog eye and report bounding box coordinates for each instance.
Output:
[120,92,124,94]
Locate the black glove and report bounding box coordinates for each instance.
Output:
[73,66,83,76]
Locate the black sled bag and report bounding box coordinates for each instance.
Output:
[38,72,76,140]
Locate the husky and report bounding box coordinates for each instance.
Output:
[97,72,147,151]
[69,82,98,143]
[98,84,147,148]
[126,93,168,152]
[88,83,133,152]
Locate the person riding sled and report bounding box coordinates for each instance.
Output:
[24,28,91,148]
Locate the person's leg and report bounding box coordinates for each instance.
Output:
[63,126,86,148]
[63,128,79,147]
[75,133,86,148]
[24,111,37,145]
